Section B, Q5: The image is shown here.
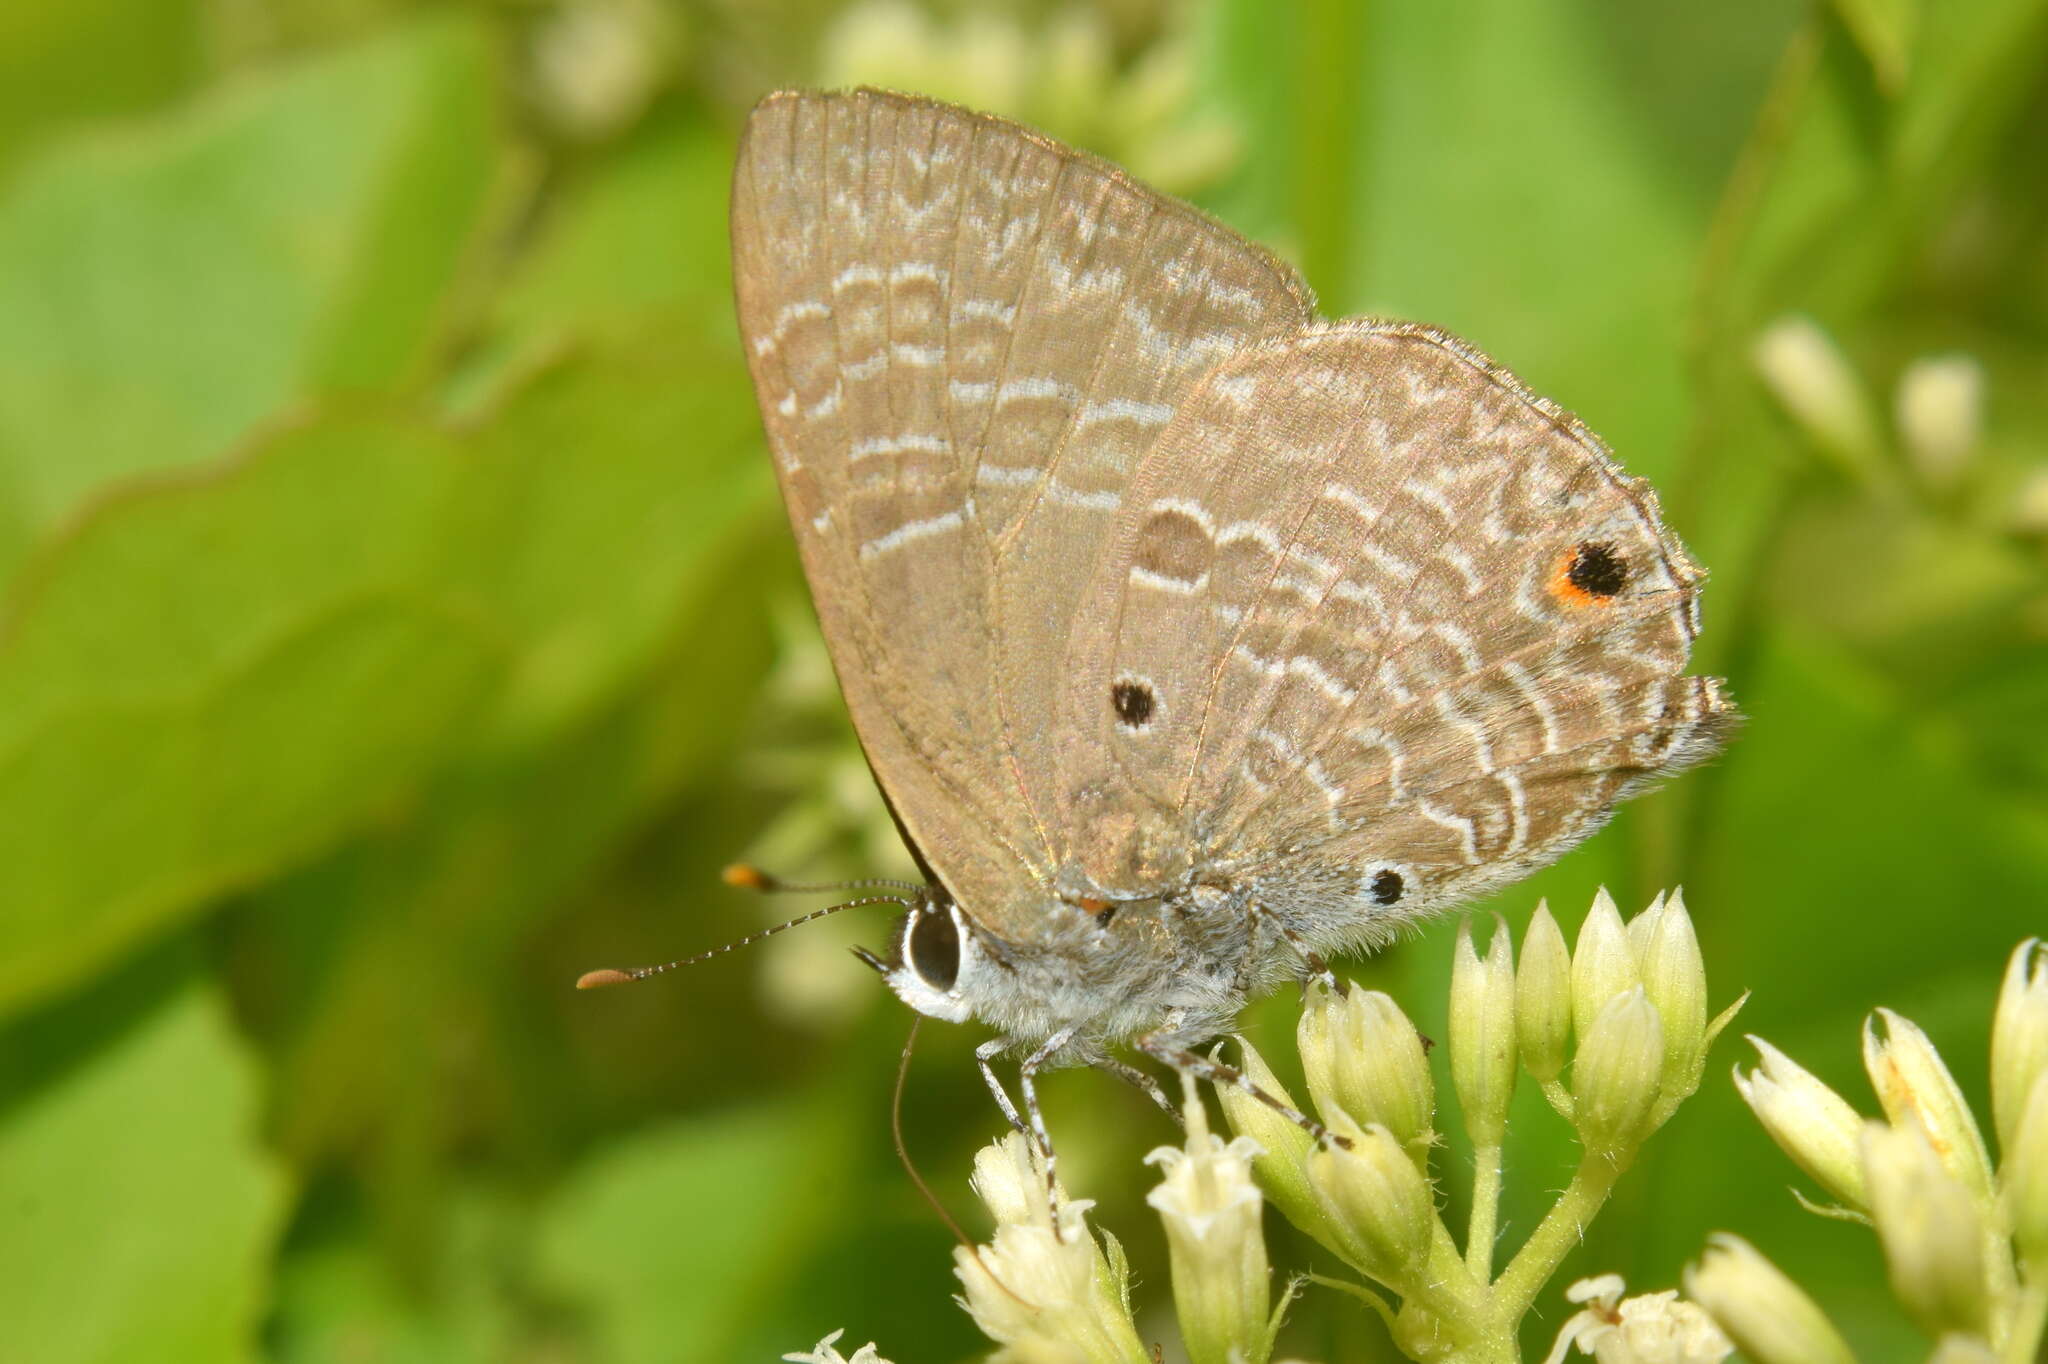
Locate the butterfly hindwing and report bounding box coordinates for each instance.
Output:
[1070,323,1733,914]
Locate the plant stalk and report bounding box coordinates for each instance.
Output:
[1467,1142,1502,1280]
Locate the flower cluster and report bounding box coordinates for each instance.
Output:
[1212,891,1742,1360]
[789,890,1746,1363]
[1689,938,2048,1362]
[816,0,1242,193]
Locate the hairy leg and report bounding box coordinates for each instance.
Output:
[1091,1056,1181,1124]
[1136,1033,1349,1148]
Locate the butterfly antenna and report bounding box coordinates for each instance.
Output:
[893,1016,1033,1310]
[574,894,915,989]
[722,862,923,896]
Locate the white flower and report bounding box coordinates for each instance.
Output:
[1518,899,1573,1083]
[1992,938,2048,1154]
[1573,988,1666,1163]
[1863,1009,1995,1202]
[1896,353,1983,489]
[529,0,676,140]
[1451,915,1518,1147]
[1752,316,1886,481]
[1571,890,1642,1042]
[954,1133,1149,1364]
[1860,1120,1992,1338]
[784,1327,895,1364]
[1733,1036,1869,1209]
[1145,1076,1270,1364]
[1298,982,1435,1159]
[1683,1235,1856,1364]
[1541,1274,1731,1364]
[1303,1122,1435,1288]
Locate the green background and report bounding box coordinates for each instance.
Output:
[0,0,2042,1360]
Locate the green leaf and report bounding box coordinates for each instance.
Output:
[534,1100,852,1364]
[489,113,736,349]
[0,306,766,1022]
[0,13,502,579]
[1829,0,1919,93]
[0,0,205,180]
[270,1191,534,1364]
[431,326,769,747]
[0,966,288,1364]
[0,414,504,1018]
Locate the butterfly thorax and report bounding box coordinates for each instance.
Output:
[874,874,1304,1063]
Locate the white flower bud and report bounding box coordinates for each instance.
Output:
[1896,353,1983,490]
[2014,466,2048,536]
[1863,1010,1995,1203]
[1926,1337,1998,1364]
[1732,1036,1869,1210]
[1574,987,1665,1163]
[953,1133,1149,1363]
[529,0,675,141]
[1572,889,1642,1044]
[1145,1078,1269,1364]
[1213,1037,1333,1258]
[1451,916,1518,1147]
[1304,1122,1436,1288]
[1682,1234,1856,1364]
[1992,938,2048,1157]
[1861,1120,1992,1339]
[2003,1073,2048,1267]
[1752,315,1886,483]
[1519,899,1573,1084]
[1299,983,1435,1161]
[1635,890,1709,1095]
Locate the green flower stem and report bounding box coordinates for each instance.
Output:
[1538,1078,1575,1123]
[2004,1276,2048,1364]
[1983,1219,2019,1333]
[1466,1141,1503,1279]
[1489,1156,1626,1323]
[1407,1215,1491,1331]
[1306,1271,1401,1335]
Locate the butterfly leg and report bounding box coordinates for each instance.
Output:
[1256,908,1343,996]
[1092,1057,1182,1125]
[1135,1034,1349,1149]
[974,1038,1028,1135]
[1017,1026,1079,1236]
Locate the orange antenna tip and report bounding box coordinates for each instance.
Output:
[722,862,773,890]
[576,968,635,990]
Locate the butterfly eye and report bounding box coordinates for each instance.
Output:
[907,906,961,992]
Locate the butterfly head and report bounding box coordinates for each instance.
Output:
[857,886,996,1026]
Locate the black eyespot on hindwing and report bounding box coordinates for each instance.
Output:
[1112,680,1155,728]
[907,908,960,991]
[1369,869,1404,905]
[1566,541,1628,599]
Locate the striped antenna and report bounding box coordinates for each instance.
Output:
[574,893,916,989]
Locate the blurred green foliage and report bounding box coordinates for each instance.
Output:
[0,1,2043,1361]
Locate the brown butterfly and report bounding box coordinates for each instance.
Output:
[723,87,1732,1145]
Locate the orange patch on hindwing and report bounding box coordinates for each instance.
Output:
[1549,540,1628,609]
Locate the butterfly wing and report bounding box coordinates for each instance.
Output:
[1065,321,1733,919]
[731,89,1315,918]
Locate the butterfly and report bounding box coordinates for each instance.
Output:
[726,87,1733,1139]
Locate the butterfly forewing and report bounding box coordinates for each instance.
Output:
[733,88,1314,918]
